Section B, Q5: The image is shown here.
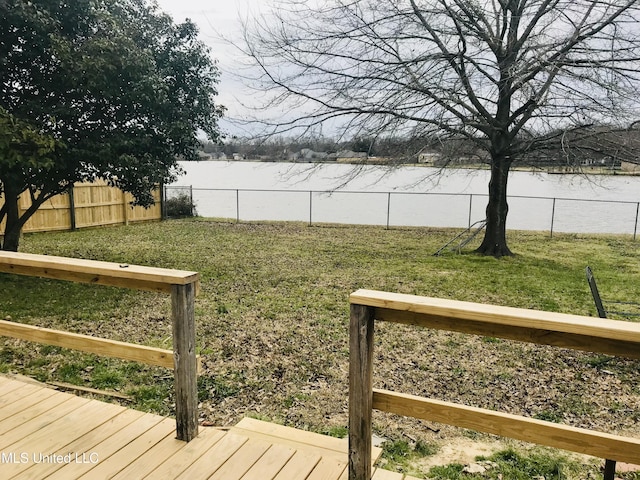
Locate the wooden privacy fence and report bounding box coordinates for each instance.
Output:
[348,289,640,480]
[0,252,200,442]
[0,181,161,235]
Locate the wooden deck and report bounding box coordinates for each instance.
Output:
[0,376,419,480]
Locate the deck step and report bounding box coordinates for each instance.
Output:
[2,375,419,479]
[230,417,382,463]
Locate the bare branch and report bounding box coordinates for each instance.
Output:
[235,0,640,164]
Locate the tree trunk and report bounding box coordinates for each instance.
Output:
[2,183,25,252]
[476,155,513,257]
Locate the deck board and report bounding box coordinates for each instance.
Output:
[0,375,414,480]
[272,449,323,479]
[44,413,166,480]
[173,432,248,479]
[1,401,124,478]
[74,419,177,479]
[307,457,348,479]
[143,427,227,479]
[231,416,384,463]
[0,377,33,398]
[0,386,60,422]
[111,429,187,479]
[241,444,297,480]
[208,437,272,480]
[14,409,144,480]
[1,396,90,447]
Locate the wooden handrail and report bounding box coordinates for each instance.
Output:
[0,251,200,442]
[0,320,175,368]
[350,289,640,350]
[0,252,199,294]
[349,289,640,480]
[373,389,640,465]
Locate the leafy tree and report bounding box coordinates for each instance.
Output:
[0,0,224,251]
[240,0,640,256]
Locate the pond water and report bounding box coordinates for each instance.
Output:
[170,161,640,235]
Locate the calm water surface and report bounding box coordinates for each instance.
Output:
[170,161,640,235]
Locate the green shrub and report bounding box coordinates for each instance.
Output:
[165,193,196,218]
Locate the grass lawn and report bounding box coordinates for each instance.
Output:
[1,218,639,478]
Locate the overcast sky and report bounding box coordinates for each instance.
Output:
[155,0,268,137]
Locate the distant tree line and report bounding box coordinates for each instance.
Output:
[201,134,475,163]
[200,136,393,159]
[201,126,640,168]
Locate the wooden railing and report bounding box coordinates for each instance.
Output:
[348,289,640,480]
[0,252,200,442]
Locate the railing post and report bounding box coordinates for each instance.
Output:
[349,303,375,480]
[310,191,313,226]
[604,459,617,480]
[171,282,198,442]
[634,203,639,241]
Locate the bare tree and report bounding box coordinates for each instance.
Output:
[237,0,640,256]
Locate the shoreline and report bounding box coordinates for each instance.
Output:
[196,158,640,176]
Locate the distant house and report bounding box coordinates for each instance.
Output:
[417,152,441,165]
[336,150,368,163]
[304,149,329,161]
[291,149,330,162]
[621,161,640,172]
[197,151,213,161]
[581,157,607,166]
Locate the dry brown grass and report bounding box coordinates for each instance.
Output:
[2,219,639,477]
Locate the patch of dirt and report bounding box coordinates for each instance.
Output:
[416,437,507,469]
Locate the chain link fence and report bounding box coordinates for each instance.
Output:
[164,185,640,238]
